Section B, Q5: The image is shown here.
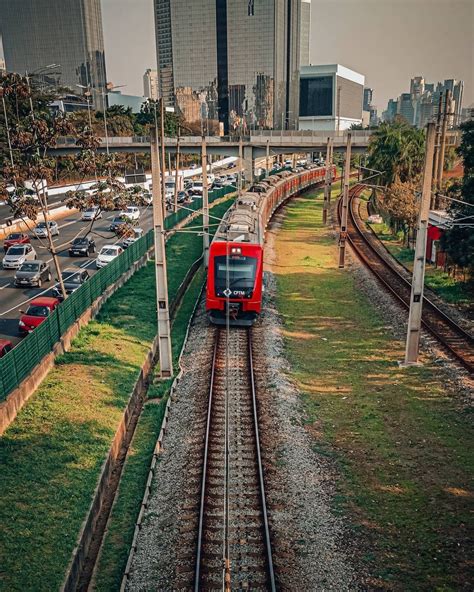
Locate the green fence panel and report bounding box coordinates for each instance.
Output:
[34,318,55,360]
[0,350,18,397]
[10,335,39,386]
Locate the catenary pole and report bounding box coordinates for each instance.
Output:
[328,139,333,211]
[265,139,270,177]
[150,131,173,377]
[322,136,331,224]
[338,132,352,268]
[202,135,210,267]
[238,135,243,195]
[160,98,167,219]
[436,89,451,195]
[403,122,436,366]
[173,125,181,212]
[432,92,444,200]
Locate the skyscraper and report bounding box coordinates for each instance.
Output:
[154,0,301,132]
[363,87,373,111]
[300,0,311,66]
[0,0,107,109]
[143,69,159,100]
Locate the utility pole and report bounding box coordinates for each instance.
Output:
[173,125,181,212]
[150,132,173,377]
[436,89,451,195]
[322,137,331,225]
[336,86,341,134]
[403,122,436,366]
[160,98,167,219]
[327,139,334,212]
[202,135,210,267]
[265,139,270,177]
[432,93,443,197]
[238,135,243,195]
[338,133,352,268]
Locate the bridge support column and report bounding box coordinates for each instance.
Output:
[243,145,254,185]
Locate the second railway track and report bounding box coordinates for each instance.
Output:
[195,327,276,591]
[338,184,474,373]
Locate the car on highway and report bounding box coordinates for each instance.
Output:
[68,236,96,257]
[96,244,123,268]
[109,216,128,233]
[188,182,204,196]
[122,227,144,248]
[2,244,37,269]
[52,269,90,300]
[81,207,102,221]
[0,339,13,358]
[3,232,30,252]
[18,296,60,335]
[34,220,59,238]
[177,190,190,203]
[118,206,140,221]
[14,260,51,288]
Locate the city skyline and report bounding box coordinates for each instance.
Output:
[0,0,472,113]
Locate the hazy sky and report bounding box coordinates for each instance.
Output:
[3,0,472,111]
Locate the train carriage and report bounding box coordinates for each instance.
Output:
[206,165,335,325]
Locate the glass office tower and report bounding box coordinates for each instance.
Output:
[155,0,301,132]
[0,0,107,109]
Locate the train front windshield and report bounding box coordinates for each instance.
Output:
[214,255,257,298]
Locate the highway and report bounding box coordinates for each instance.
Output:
[0,204,155,345]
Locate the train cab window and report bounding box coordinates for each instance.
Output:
[214,255,257,297]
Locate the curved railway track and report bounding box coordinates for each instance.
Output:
[194,327,276,591]
[338,184,474,373]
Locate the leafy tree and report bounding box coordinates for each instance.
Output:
[380,180,419,245]
[367,117,425,186]
[440,120,474,277]
[0,73,76,298]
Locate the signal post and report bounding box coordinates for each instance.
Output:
[151,132,173,377]
[338,133,352,268]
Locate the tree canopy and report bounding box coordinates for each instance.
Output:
[440,120,474,277]
[367,118,425,186]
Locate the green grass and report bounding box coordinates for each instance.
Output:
[93,268,206,592]
[0,197,233,592]
[274,187,474,591]
[368,223,473,307]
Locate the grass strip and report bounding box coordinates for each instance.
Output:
[274,187,473,591]
[93,267,205,592]
[0,198,233,592]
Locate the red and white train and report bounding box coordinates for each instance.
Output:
[206,165,336,325]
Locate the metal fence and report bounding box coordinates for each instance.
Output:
[0,186,235,401]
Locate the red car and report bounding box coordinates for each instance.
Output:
[0,339,13,357]
[3,232,30,252]
[18,296,60,335]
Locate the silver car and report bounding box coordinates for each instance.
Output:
[34,220,59,238]
[14,260,51,288]
[81,207,102,221]
[2,244,37,269]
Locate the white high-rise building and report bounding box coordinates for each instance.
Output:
[300,0,311,66]
[143,68,159,100]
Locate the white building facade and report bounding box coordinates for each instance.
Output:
[299,64,365,131]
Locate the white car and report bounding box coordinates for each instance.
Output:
[2,244,37,269]
[96,244,123,269]
[34,220,59,238]
[118,206,140,221]
[81,207,102,221]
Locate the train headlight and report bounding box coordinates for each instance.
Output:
[230,247,241,255]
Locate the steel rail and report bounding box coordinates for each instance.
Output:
[338,184,474,372]
[248,328,277,592]
[194,332,219,591]
[194,328,276,591]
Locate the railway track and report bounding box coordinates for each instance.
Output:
[338,184,474,373]
[194,327,276,591]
